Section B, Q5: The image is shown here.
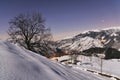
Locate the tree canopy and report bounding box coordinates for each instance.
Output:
[8,12,53,57]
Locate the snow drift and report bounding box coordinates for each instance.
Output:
[0,40,110,80]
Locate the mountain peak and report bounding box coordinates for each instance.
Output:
[81,26,120,35]
[102,26,120,30]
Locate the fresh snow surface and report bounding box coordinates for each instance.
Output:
[76,55,120,78]
[0,40,111,80]
[77,56,120,78]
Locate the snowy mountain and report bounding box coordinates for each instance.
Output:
[58,27,120,51]
[0,40,110,80]
[58,37,103,51]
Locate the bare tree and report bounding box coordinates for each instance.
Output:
[8,12,53,56]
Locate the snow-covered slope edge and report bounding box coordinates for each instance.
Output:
[0,40,110,80]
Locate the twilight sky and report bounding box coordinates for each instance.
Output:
[0,0,120,40]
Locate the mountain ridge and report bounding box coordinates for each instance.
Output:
[57,27,120,52]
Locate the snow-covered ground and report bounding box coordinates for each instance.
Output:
[58,55,120,79]
[77,55,120,78]
[0,40,111,80]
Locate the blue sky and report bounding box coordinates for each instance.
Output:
[0,0,120,40]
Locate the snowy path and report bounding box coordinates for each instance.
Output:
[0,41,111,80]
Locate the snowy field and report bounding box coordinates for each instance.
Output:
[58,55,120,79]
[0,40,112,80]
[77,55,120,78]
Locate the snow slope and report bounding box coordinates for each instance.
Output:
[0,40,111,80]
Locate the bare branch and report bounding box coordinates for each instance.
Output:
[8,12,53,57]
